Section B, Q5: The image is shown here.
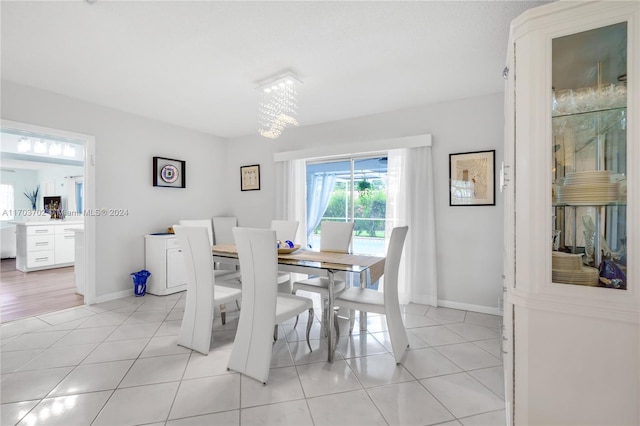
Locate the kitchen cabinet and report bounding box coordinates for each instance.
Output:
[504,1,639,424]
[144,234,187,295]
[13,221,84,272]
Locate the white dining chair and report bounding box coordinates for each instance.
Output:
[334,226,409,363]
[179,219,241,313]
[228,227,314,384]
[173,225,242,355]
[292,221,355,333]
[271,219,299,293]
[178,219,213,245]
[212,216,237,244]
[212,216,240,272]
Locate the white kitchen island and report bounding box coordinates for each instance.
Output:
[12,220,84,272]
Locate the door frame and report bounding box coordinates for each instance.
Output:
[1,119,96,305]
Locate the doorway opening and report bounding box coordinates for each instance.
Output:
[0,120,95,323]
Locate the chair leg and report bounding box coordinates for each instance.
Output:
[305,308,314,352]
[292,289,299,329]
[349,309,356,335]
[274,324,278,342]
[333,306,340,346]
[220,304,226,325]
[235,299,241,311]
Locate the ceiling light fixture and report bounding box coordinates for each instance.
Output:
[34,139,47,154]
[17,137,31,153]
[63,144,76,157]
[257,72,301,139]
[49,142,62,156]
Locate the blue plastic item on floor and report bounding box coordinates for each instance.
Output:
[131,270,151,296]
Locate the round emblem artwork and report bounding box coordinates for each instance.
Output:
[160,164,179,183]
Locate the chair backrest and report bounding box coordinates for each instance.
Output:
[228,227,278,383]
[383,226,409,308]
[212,216,237,245]
[271,220,299,242]
[320,221,355,253]
[172,225,215,354]
[178,219,213,245]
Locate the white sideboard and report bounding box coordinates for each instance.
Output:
[144,234,187,296]
[13,221,84,272]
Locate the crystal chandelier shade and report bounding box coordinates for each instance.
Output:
[257,73,300,139]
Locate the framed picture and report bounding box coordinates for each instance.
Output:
[240,164,260,191]
[153,157,186,188]
[449,150,495,206]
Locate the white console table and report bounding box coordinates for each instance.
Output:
[144,233,187,295]
[12,221,84,272]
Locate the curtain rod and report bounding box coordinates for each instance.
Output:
[274,134,432,162]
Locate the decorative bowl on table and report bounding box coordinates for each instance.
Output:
[277,240,300,254]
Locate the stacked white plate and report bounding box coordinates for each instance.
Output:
[552,252,598,286]
[552,266,599,286]
[552,252,583,270]
[557,171,620,205]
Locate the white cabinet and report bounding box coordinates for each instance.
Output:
[504,2,639,425]
[14,222,84,272]
[144,234,187,295]
[55,224,82,264]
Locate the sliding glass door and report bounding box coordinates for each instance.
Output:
[306,155,388,256]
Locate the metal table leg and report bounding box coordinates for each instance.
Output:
[327,269,335,362]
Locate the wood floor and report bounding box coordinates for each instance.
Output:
[0,258,84,324]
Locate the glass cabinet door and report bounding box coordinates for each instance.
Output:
[551,22,628,290]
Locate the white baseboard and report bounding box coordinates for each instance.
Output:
[412,294,438,306]
[437,299,503,316]
[92,289,133,305]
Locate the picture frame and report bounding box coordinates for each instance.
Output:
[240,164,260,191]
[449,150,495,206]
[153,156,186,188]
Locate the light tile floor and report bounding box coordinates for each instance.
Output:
[0,292,505,426]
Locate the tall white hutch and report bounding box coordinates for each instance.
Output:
[503,1,639,424]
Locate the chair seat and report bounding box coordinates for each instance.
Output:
[334,287,386,315]
[215,270,241,280]
[215,270,242,289]
[213,285,242,306]
[277,272,290,284]
[293,277,346,296]
[275,293,313,324]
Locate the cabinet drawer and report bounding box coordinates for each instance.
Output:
[27,250,55,267]
[56,224,83,235]
[27,235,55,251]
[27,226,54,236]
[166,238,181,249]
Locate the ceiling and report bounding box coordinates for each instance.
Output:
[1,0,553,140]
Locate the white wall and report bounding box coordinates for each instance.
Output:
[1,81,230,299]
[226,93,505,312]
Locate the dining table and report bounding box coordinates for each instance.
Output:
[211,244,386,362]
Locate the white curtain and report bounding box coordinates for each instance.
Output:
[305,172,337,242]
[387,147,438,306]
[65,177,77,213]
[275,159,307,246]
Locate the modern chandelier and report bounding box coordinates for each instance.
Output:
[257,72,301,139]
